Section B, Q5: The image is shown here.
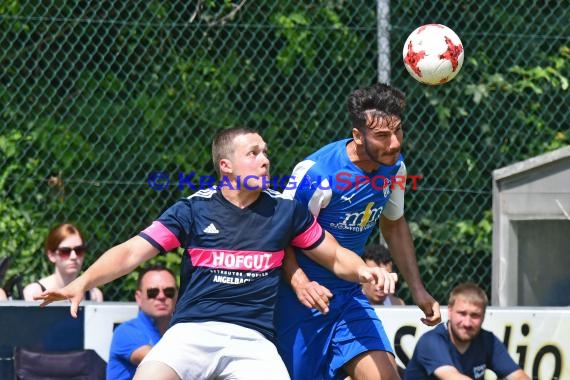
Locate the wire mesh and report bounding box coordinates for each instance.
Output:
[1,1,568,301]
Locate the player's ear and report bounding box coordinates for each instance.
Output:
[219,158,233,174]
[352,128,363,145]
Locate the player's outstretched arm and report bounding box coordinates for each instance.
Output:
[34,236,159,317]
[380,215,441,326]
[303,231,398,290]
[283,246,333,314]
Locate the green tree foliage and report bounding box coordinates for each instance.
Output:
[0,1,567,301]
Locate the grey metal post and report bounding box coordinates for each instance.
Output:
[377,0,391,84]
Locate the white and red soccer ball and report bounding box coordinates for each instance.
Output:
[403,24,464,85]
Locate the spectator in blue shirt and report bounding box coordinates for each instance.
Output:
[405,282,530,380]
[107,265,178,380]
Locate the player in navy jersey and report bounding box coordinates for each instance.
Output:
[35,127,398,380]
[404,283,529,380]
[275,83,441,380]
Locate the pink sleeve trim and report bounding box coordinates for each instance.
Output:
[141,221,181,251]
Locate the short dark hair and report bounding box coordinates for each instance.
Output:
[136,264,177,289]
[347,83,406,131]
[212,126,258,177]
[362,244,392,265]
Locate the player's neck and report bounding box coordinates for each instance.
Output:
[220,187,261,209]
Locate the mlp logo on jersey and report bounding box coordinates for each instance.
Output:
[330,201,384,232]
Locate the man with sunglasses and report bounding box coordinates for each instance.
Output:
[35,127,398,380]
[107,265,178,380]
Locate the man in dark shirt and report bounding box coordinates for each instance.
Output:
[405,282,529,380]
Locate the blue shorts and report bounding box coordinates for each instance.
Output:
[274,285,393,380]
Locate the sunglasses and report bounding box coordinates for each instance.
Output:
[146,287,176,299]
[56,245,87,258]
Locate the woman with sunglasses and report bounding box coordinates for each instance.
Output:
[23,223,103,302]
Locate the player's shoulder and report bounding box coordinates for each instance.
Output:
[397,154,406,172]
[162,188,217,215]
[168,188,213,205]
[263,189,290,199]
[186,187,218,201]
[298,140,349,175]
[262,189,308,214]
[306,139,350,161]
[263,188,296,202]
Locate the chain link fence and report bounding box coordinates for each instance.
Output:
[1,1,568,301]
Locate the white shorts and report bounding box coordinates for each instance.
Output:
[140,321,290,380]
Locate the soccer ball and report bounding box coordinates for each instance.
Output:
[402,24,464,85]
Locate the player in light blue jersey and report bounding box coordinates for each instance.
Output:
[275,83,441,380]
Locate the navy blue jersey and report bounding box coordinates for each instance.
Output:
[282,139,406,291]
[404,323,521,380]
[139,187,324,340]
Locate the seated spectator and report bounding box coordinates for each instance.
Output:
[23,223,103,301]
[0,287,7,301]
[404,282,530,380]
[362,243,405,305]
[107,265,178,380]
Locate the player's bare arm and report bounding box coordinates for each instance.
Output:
[303,231,398,290]
[380,214,441,326]
[34,236,159,317]
[283,246,333,314]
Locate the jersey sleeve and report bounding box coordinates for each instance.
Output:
[413,330,455,375]
[139,198,193,253]
[487,332,521,377]
[382,162,406,220]
[283,160,331,217]
[290,200,325,250]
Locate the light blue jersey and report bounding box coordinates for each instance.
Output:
[276,139,406,379]
[282,138,405,291]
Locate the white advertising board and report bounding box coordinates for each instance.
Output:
[82,304,568,379]
[84,302,138,362]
